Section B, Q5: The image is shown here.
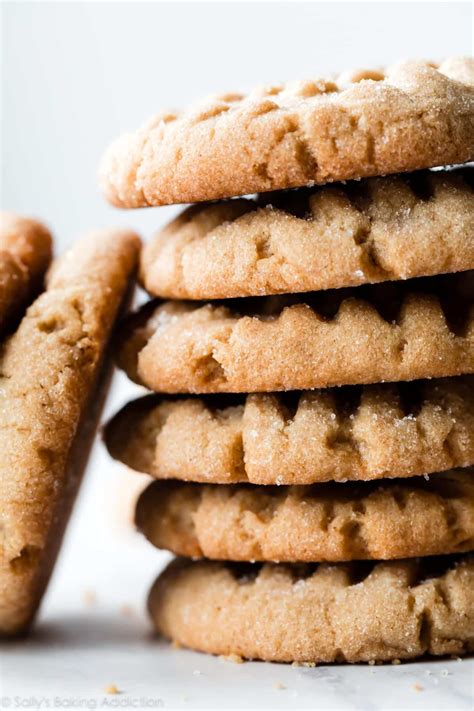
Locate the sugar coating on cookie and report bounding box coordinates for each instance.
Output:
[0,212,53,335]
[105,377,474,484]
[148,555,474,663]
[117,272,474,394]
[140,169,474,300]
[136,469,474,562]
[0,228,140,636]
[99,58,474,207]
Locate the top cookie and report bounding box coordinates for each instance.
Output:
[0,212,52,335]
[140,169,474,299]
[99,58,474,207]
[0,228,139,636]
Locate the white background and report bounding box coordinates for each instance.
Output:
[1,2,473,709]
[3,1,473,248]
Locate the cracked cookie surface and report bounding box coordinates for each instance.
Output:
[117,273,474,394]
[0,228,140,635]
[100,58,474,207]
[140,169,474,299]
[0,212,53,335]
[136,469,474,562]
[149,554,474,663]
[105,377,474,484]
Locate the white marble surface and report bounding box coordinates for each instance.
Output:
[1,374,473,710]
[2,607,472,710]
[2,635,473,711]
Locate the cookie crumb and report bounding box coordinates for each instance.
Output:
[368,660,376,666]
[392,659,401,665]
[274,682,286,690]
[119,604,134,617]
[220,653,244,664]
[292,660,316,667]
[104,684,120,695]
[82,589,97,606]
[412,683,423,692]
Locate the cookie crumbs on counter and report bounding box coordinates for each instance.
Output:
[220,653,244,664]
[82,589,97,606]
[119,604,134,617]
[274,682,286,690]
[392,659,401,665]
[104,684,120,695]
[412,683,423,692]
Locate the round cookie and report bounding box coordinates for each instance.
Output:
[148,555,474,663]
[140,169,474,300]
[0,212,53,335]
[99,58,474,208]
[136,469,474,562]
[105,377,474,485]
[117,272,474,394]
[0,228,140,636]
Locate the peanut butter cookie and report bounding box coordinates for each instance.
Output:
[100,58,474,207]
[0,228,140,635]
[105,377,474,485]
[149,555,474,663]
[140,169,474,299]
[117,273,474,394]
[136,469,474,562]
[0,212,52,335]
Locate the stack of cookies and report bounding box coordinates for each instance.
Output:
[101,58,474,663]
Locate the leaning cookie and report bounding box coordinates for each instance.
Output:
[0,212,53,335]
[0,228,140,636]
[117,273,474,394]
[136,469,474,562]
[140,169,474,300]
[149,555,474,663]
[105,377,474,485]
[100,58,474,207]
